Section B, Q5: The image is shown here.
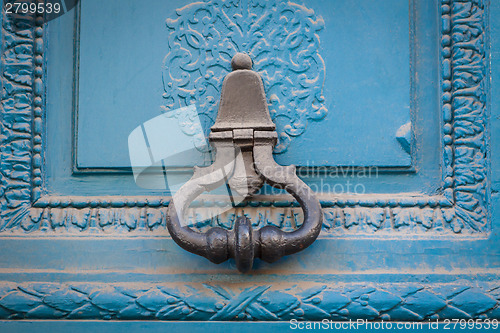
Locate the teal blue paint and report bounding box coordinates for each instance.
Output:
[0,236,497,274]
[0,0,498,324]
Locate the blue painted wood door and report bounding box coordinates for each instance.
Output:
[0,0,499,330]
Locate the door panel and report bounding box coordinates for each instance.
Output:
[75,0,412,170]
[48,0,442,196]
[0,0,498,327]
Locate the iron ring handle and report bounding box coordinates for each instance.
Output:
[166,136,323,272]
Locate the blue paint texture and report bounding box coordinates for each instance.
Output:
[0,0,498,326]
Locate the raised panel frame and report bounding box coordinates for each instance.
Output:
[0,0,489,236]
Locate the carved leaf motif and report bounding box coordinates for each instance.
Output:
[449,0,488,232]
[116,304,153,320]
[162,0,327,153]
[156,304,189,320]
[25,304,66,319]
[365,208,385,229]
[345,302,380,320]
[343,208,359,228]
[0,291,42,313]
[449,288,499,316]
[184,293,220,313]
[0,282,498,320]
[136,289,174,312]
[258,290,299,317]
[393,208,410,229]
[71,209,91,230]
[89,290,133,313]
[300,302,330,321]
[364,290,402,313]
[42,289,87,312]
[146,209,164,230]
[404,290,448,318]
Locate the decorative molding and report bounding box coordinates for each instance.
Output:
[11,197,480,236]
[0,0,491,235]
[0,281,497,320]
[440,0,489,232]
[161,0,327,154]
[0,0,41,231]
[32,2,44,204]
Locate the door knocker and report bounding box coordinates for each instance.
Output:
[167,53,323,272]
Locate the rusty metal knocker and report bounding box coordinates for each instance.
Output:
[167,53,323,272]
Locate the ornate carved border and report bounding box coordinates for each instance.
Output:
[0,0,44,230]
[0,0,490,235]
[0,281,498,320]
[439,0,489,233]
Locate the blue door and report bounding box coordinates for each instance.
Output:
[0,0,499,330]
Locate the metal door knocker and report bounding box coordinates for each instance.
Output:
[167,53,323,272]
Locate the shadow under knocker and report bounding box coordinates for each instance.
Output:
[167,53,323,272]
